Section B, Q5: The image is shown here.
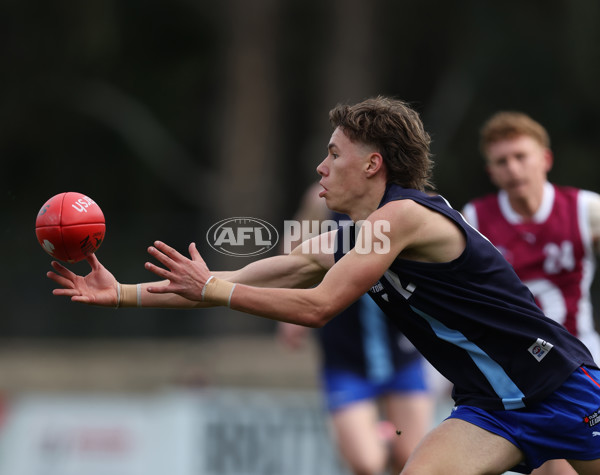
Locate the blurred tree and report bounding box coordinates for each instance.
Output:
[215,0,282,220]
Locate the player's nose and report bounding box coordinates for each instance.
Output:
[316,159,328,176]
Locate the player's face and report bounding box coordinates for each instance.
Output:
[485,135,552,200]
[316,127,376,214]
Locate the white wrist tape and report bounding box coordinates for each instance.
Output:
[119,283,142,308]
[116,283,122,309]
[201,276,236,307]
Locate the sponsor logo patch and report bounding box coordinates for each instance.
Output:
[583,408,600,428]
[527,338,553,362]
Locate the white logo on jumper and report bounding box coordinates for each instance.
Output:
[593,432,600,437]
[384,270,416,300]
[370,282,384,293]
[528,338,554,362]
[369,281,389,302]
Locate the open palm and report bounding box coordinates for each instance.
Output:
[47,254,118,307]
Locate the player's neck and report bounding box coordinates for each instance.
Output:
[346,180,388,222]
[507,185,547,220]
[348,198,381,222]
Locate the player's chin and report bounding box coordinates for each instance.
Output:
[326,201,346,215]
[506,181,529,195]
[323,197,338,211]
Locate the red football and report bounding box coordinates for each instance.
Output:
[35,192,106,263]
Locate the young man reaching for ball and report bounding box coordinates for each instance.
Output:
[48,96,600,475]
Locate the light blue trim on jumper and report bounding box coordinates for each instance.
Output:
[411,306,525,409]
[360,295,393,382]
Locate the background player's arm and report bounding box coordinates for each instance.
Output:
[586,191,600,255]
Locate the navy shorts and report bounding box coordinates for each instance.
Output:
[447,366,600,473]
[321,357,429,412]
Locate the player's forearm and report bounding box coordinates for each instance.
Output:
[135,240,330,309]
[227,284,335,327]
[118,258,316,310]
[216,255,324,289]
[120,281,216,309]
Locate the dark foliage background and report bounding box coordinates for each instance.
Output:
[2,0,600,337]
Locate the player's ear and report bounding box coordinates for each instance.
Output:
[365,152,384,177]
[484,161,502,189]
[543,148,553,173]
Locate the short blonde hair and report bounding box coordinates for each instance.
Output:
[479,111,550,156]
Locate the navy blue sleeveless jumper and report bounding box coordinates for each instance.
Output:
[334,185,596,410]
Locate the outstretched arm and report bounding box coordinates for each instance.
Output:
[145,199,467,327]
[48,234,332,309]
[142,231,334,309]
[48,254,185,308]
[145,238,381,326]
[146,202,424,326]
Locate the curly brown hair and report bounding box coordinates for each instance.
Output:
[328,96,434,191]
[479,111,550,156]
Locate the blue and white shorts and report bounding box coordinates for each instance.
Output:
[322,357,429,412]
[447,366,600,473]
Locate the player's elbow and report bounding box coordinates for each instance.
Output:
[302,301,337,328]
[304,316,327,328]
